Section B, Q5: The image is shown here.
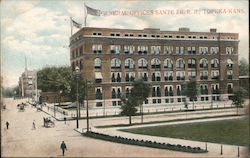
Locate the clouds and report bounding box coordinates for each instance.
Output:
[1,0,249,87]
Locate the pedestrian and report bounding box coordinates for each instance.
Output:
[64,117,66,124]
[6,121,9,129]
[60,141,67,156]
[32,121,36,130]
[43,117,46,127]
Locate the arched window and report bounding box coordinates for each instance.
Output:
[79,60,84,70]
[125,58,135,69]
[227,59,233,68]
[151,58,161,69]
[138,58,148,68]
[111,58,121,69]
[199,59,208,68]
[227,83,233,94]
[211,58,219,68]
[176,58,185,69]
[94,58,101,69]
[188,59,196,68]
[164,58,173,69]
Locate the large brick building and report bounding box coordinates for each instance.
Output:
[69,27,239,108]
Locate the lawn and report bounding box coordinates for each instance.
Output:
[121,118,249,146]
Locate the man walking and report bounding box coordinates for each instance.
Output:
[6,121,9,129]
[60,141,67,156]
[32,121,36,130]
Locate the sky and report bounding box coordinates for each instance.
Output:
[1,0,249,88]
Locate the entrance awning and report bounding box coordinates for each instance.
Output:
[95,72,103,79]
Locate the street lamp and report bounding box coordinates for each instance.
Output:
[75,66,80,128]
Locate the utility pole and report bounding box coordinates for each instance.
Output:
[86,80,90,132]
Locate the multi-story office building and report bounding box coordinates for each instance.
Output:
[19,69,37,99]
[69,27,239,108]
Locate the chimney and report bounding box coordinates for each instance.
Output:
[210,28,217,33]
[179,27,190,32]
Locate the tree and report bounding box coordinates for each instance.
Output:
[232,88,248,115]
[131,79,150,123]
[239,58,249,76]
[184,80,199,110]
[120,79,150,125]
[37,66,85,103]
[120,96,138,125]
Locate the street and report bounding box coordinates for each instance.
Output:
[1,98,249,157]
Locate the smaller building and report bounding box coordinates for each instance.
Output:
[239,76,249,91]
[19,69,37,99]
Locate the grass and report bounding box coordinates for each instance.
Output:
[120,118,249,146]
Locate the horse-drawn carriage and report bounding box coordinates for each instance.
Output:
[17,103,25,111]
[44,117,55,128]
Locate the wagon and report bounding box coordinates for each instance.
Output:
[44,118,55,128]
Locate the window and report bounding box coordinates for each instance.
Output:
[125,72,135,82]
[188,47,196,54]
[188,59,196,68]
[211,70,219,80]
[110,45,121,54]
[176,58,185,69]
[200,84,208,95]
[92,44,102,54]
[200,59,208,68]
[188,71,196,79]
[200,71,208,80]
[176,47,184,54]
[176,71,185,81]
[124,45,135,54]
[95,87,102,100]
[125,86,133,98]
[80,60,84,70]
[111,72,121,82]
[151,58,161,69]
[199,47,208,54]
[164,59,173,69]
[111,58,121,69]
[151,46,161,54]
[211,84,220,94]
[94,58,101,69]
[226,47,233,54]
[125,58,135,69]
[112,87,121,99]
[227,70,233,79]
[176,85,184,96]
[138,58,148,69]
[211,59,219,68]
[152,86,161,97]
[211,47,219,54]
[227,83,233,94]
[138,46,148,54]
[164,71,173,81]
[138,72,148,81]
[227,59,233,68]
[79,46,83,55]
[164,46,173,54]
[165,86,173,96]
[152,72,161,81]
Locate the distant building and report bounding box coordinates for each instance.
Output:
[18,59,37,99]
[69,27,239,108]
[239,76,249,91]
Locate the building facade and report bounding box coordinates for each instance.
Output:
[19,69,37,99]
[69,27,239,108]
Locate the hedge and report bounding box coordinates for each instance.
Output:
[82,131,207,153]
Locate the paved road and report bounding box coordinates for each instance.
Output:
[0,98,199,157]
